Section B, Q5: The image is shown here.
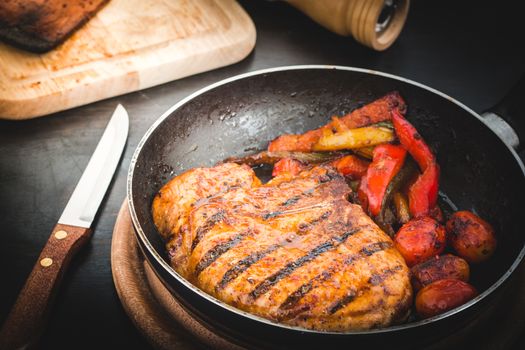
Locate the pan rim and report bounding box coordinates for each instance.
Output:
[127,64,525,335]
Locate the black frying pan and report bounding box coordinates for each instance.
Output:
[127,66,525,349]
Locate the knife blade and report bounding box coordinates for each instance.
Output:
[59,104,129,228]
[0,105,129,350]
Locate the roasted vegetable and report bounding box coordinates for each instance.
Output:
[408,163,440,218]
[313,125,395,151]
[446,211,497,263]
[268,91,406,152]
[354,146,375,159]
[373,121,395,130]
[415,279,477,319]
[392,110,435,171]
[392,110,440,218]
[223,151,350,166]
[374,206,397,237]
[376,158,419,223]
[348,180,360,192]
[268,129,324,152]
[429,205,444,223]
[272,158,306,177]
[393,192,411,224]
[330,155,370,179]
[411,254,470,291]
[358,144,407,217]
[331,116,348,132]
[394,217,446,267]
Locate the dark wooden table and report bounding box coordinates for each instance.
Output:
[1,1,525,349]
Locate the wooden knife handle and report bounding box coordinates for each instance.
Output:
[0,224,92,350]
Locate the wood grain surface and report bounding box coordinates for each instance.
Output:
[0,0,256,120]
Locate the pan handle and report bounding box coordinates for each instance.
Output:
[482,75,525,151]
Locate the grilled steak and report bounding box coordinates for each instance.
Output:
[0,0,109,53]
[152,163,412,331]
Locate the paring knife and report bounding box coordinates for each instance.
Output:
[0,105,129,350]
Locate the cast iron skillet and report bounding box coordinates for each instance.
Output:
[127,66,525,349]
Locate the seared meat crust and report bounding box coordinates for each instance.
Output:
[0,0,109,52]
[152,163,412,331]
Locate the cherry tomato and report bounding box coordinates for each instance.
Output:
[411,254,470,291]
[446,211,497,263]
[429,205,444,223]
[415,279,477,319]
[394,217,446,267]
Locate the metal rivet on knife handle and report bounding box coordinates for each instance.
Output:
[40,258,53,267]
[54,230,68,240]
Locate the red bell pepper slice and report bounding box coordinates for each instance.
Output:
[392,110,435,170]
[408,162,440,218]
[359,144,407,216]
[330,155,370,179]
[392,110,440,217]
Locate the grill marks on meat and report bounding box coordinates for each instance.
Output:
[215,209,331,292]
[327,264,403,316]
[216,243,281,292]
[361,241,393,256]
[191,209,227,251]
[368,265,403,286]
[279,241,393,312]
[249,227,361,301]
[194,230,250,277]
[152,163,261,275]
[275,240,400,324]
[328,290,358,315]
[152,163,412,331]
[153,163,260,242]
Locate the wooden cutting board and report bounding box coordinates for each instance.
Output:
[0,0,255,120]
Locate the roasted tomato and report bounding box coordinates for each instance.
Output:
[394,217,446,267]
[446,211,497,263]
[415,279,477,319]
[272,158,306,177]
[410,254,470,291]
[429,205,444,223]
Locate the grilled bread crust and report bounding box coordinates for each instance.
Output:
[152,163,412,331]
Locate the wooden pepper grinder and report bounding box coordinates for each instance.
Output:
[286,0,410,51]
